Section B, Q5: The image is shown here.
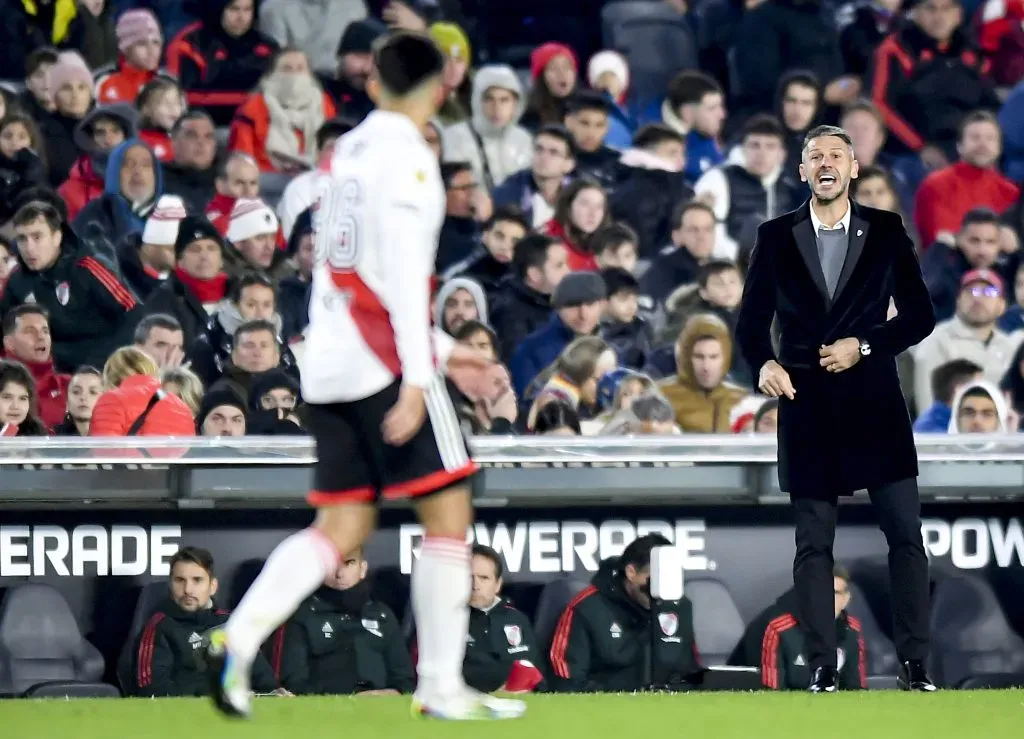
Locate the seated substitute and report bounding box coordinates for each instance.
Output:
[271,549,415,695]
[548,534,704,692]
[132,547,279,697]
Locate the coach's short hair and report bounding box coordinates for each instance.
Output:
[802,125,854,158]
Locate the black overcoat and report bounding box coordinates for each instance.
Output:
[736,201,935,498]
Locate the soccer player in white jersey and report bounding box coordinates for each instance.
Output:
[206,32,526,721]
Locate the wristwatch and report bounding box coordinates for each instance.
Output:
[858,339,871,357]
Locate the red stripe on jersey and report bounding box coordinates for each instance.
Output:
[329,271,401,376]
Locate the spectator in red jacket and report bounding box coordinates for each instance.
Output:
[1,305,70,431]
[137,78,185,163]
[914,111,1020,248]
[0,360,48,437]
[95,9,167,105]
[229,48,337,173]
[166,0,280,126]
[543,178,610,271]
[59,103,139,221]
[90,346,195,436]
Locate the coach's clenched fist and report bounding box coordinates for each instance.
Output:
[758,360,795,399]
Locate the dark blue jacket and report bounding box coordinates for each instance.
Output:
[509,313,576,398]
[913,402,951,433]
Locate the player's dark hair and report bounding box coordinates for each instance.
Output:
[931,359,983,405]
[600,266,638,297]
[960,207,1001,232]
[802,124,853,152]
[533,400,581,435]
[133,313,182,345]
[536,124,576,158]
[591,222,639,257]
[170,546,216,578]
[230,272,276,304]
[697,259,740,288]
[958,110,1000,142]
[12,201,62,231]
[2,304,49,337]
[440,161,473,188]
[316,117,354,150]
[374,31,445,96]
[666,70,722,112]
[472,544,504,579]
[672,200,715,231]
[25,47,59,78]
[234,318,278,344]
[632,123,685,151]
[172,109,214,136]
[485,205,530,234]
[619,533,672,572]
[742,114,786,143]
[513,233,559,279]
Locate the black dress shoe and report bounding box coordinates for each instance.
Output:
[898,660,937,692]
[808,666,839,693]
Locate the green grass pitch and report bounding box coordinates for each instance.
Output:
[1,691,1022,739]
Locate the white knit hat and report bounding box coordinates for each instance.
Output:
[141,195,187,246]
[587,50,630,92]
[227,198,279,243]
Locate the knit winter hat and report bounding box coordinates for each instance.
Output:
[227,199,279,244]
[429,22,471,62]
[142,195,187,246]
[116,9,162,52]
[197,387,247,431]
[338,18,387,56]
[587,50,630,93]
[50,51,94,94]
[174,216,224,258]
[530,42,577,81]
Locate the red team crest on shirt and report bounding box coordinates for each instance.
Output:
[504,625,522,647]
[658,613,679,636]
[55,281,70,306]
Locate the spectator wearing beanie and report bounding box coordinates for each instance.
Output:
[74,138,165,246]
[40,51,97,187]
[430,22,473,125]
[65,0,118,70]
[95,9,168,105]
[143,216,229,346]
[119,195,188,300]
[278,208,315,341]
[226,197,294,281]
[320,18,385,124]
[59,103,140,220]
[522,42,578,131]
[90,346,195,437]
[587,50,634,150]
[228,48,337,173]
[197,386,248,436]
[247,367,305,435]
[259,0,368,78]
[166,0,280,127]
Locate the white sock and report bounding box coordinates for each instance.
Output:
[413,535,471,698]
[225,528,339,665]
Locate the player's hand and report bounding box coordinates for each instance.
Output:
[758,360,796,399]
[819,338,861,374]
[382,383,426,445]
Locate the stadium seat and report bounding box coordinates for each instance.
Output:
[685,578,745,666]
[115,582,168,693]
[533,577,589,651]
[929,575,1024,688]
[600,1,698,114]
[0,584,118,697]
[845,582,899,677]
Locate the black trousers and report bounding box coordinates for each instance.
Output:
[792,477,930,672]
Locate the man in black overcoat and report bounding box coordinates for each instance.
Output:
[735,124,937,693]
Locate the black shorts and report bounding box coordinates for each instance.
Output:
[305,376,477,506]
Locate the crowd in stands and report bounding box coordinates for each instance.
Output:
[0,0,1022,440]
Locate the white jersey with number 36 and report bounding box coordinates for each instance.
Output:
[302,110,445,404]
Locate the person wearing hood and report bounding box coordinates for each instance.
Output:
[914,358,983,432]
[247,366,306,435]
[434,276,488,336]
[189,271,295,388]
[74,137,164,246]
[587,50,634,150]
[658,71,726,185]
[321,18,385,124]
[776,71,822,192]
[657,312,747,432]
[694,114,800,261]
[548,534,703,692]
[443,206,529,303]
[271,548,414,695]
[1,201,142,372]
[947,379,1012,433]
[166,0,280,127]
[40,51,97,187]
[143,215,230,347]
[442,64,532,190]
[119,195,188,301]
[95,9,169,105]
[563,91,620,192]
[609,124,692,259]
[278,207,315,341]
[163,111,219,214]
[130,546,279,697]
[229,48,337,173]
[259,0,368,77]
[59,103,139,221]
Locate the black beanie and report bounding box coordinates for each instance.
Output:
[196,387,247,430]
[338,18,387,56]
[174,216,223,259]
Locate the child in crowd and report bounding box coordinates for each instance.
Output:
[137,78,185,162]
[54,366,103,436]
[0,360,48,436]
[600,267,653,371]
[593,223,639,275]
